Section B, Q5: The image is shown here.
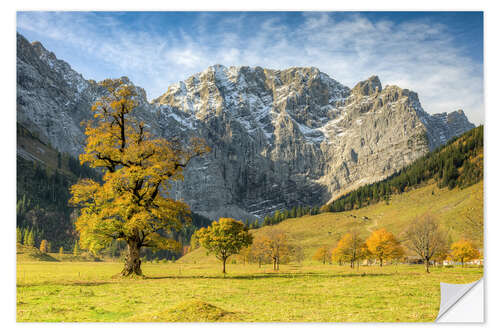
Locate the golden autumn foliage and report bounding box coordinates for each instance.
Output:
[331,231,370,268]
[39,239,48,253]
[312,246,331,264]
[69,78,209,276]
[264,230,295,270]
[194,218,253,273]
[366,229,404,267]
[450,239,480,267]
[245,235,273,267]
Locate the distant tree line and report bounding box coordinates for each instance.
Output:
[322,126,483,213]
[245,205,322,229]
[313,214,481,273]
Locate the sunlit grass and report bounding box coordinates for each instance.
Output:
[17,260,482,322]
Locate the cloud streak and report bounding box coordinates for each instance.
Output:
[17,12,484,124]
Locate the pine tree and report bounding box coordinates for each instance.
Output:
[26,230,35,247]
[264,215,271,226]
[73,241,79,256]
[17,228,23,244]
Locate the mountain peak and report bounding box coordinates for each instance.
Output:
[352,75,382,96]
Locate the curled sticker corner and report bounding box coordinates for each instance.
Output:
[435,278,483,322]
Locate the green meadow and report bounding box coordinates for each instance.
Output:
[17,261,482,322]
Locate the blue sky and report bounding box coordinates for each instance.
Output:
[17,11,484,124]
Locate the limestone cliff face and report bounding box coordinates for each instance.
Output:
[16,33,475,220]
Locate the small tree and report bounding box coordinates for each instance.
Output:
[26,230,35,247]
[366,229,404,267]
[433,246,449,266]
[331,231,369,269]
[16,228,23,244]
[23,229,29,246]
[405,214,447,273]
[39,239,48,253]
[194,218,253,274]
[249,235,271,268]
[266,230,293,271]
[73,241,80,256]
[59,247,64,255]
[313,246,331,264]
[450,239,480,267]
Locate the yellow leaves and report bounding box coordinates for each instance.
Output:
[313,246,330,263]
[69,78,209,255]
[331,232,369,264]
[144,233,181,251]
[366,229,404,263]
[194,218,253,260]
[450,239,480,263]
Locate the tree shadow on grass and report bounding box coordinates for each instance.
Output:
[17,280,113,288]
[146,272,396,280]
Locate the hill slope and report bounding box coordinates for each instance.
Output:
[179,179,483,263]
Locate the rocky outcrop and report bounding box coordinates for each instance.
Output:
[16,33,475,220]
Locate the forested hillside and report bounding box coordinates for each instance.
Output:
[17,123,101,250]
[322,126,482,213]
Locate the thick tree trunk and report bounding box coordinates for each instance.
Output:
[121,239,142,277]
[425,259,430,273]
[258,258,262,268]
[273,257,277,270]
[380,257,383,267]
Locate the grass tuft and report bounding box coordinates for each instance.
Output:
[129,299,239,322]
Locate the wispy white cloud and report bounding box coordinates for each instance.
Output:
[17,12,484,124]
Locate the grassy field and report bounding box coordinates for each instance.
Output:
[16,181,483,322]
[17,260,482,322]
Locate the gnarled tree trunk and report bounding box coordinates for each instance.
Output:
[121,239,142,277]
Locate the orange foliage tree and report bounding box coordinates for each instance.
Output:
[313,246,331,264]
[39,239,48,253]
[366,229,404,267]
[69,78,208,277]
[331,231,370,268]
[450,239,480,267]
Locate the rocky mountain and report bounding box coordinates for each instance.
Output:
[16,33,475,220]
